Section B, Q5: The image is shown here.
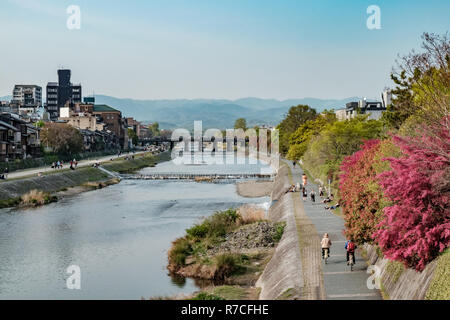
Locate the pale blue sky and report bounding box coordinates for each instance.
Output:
[1,0,449,100]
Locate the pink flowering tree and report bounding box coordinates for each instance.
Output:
[339,139,385,244]
[375,126,450,271]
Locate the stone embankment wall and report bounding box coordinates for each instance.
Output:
[364,244,440,300]
[256,166,304,300]
[0,167,110,201]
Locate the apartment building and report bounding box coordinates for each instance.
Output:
[12,85,42,115]
[45,69,82,120]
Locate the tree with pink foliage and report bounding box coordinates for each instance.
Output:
[339,139,385,244]
[375,126,450,271]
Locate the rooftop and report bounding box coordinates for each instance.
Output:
[93,104,121,113]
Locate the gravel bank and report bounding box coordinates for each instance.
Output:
[236,180,273,198]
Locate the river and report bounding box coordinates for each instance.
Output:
[0,155,272,299]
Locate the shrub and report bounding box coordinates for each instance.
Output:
[215,253,240,279]
[186,223,209,239]
[273,222,286,242]
[187,209,239,240]
[169,238,192,266]
[339,140,385,244]
[20,190,56,206]
[374,128,450,271]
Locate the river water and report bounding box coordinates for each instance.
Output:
[0,155,272,299]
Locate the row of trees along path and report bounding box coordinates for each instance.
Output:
[285,160,382,300]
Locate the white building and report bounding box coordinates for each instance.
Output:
[12,85,42,115]
[381,90,392,109]
[336,96,387,121]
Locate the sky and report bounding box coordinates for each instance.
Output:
[1,0,449,100]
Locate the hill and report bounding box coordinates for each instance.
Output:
[0,94,360,129]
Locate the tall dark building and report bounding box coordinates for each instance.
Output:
[45,69,82,120]
[57,69,71,110]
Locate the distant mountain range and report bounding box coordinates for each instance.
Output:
[90,95,361,129]
[0,94,360,129]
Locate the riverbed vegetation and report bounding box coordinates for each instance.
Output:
[168,208,285,284]
[20,190,57,207]
[102,151,171,173]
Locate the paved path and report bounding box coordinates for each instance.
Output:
[286,160,382,300]
[4,151,147,180]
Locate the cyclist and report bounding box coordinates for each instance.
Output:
[345,239,357,265]
[321,233,332,259]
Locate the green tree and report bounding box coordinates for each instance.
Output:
[287,111,336,160]
[382,32,450,131]
[40,123,83,156]
[234,118,247,131]
[277,105,317,154]
[127,128,138,146]
[150,122,160,137]
[302,115,384,186]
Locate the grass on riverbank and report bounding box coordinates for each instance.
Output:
[20,190,57,207]
[102,151,171,174]
[425,249,450,300]
[0,198,21,209]
[191,285,260,300]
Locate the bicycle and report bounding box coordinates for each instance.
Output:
[323,248,329,264]
[348,252,355,271]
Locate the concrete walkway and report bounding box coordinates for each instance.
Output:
[286,160,382,300]
[4,151,146,180]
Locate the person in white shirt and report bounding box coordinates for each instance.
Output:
[321,233,332,259]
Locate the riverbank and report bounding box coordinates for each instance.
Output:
[0,151,171,209]
[166,206,285,300]
[236,180,273,198]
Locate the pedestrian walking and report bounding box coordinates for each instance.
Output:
[319,186,324,197]
[302,187,307,199]
[310,190,316,202]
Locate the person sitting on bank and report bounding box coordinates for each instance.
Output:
[323,194,334,203]
[285,184,296,193]
[325,201,340,210]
